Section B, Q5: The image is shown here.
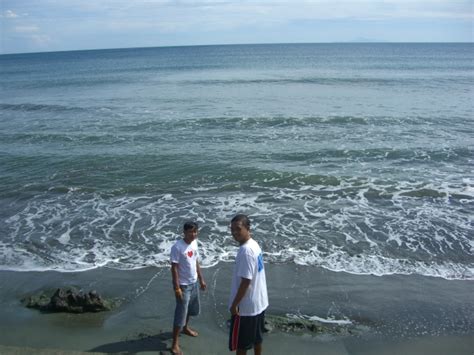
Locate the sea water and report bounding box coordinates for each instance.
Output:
[0,43,472,279]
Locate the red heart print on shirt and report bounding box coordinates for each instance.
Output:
[187,250,193,257]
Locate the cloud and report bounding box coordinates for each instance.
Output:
[14,25,40,33]
[3,9,19,18]
[30,34,53,46]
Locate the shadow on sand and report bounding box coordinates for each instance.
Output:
[89,331,172,353]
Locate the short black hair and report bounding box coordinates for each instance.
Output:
[183,221,199,231]
[231,214,250,230]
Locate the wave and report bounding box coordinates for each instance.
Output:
[0,103,88,113]
[1,242,472,280]
[174,114,474,130]
[106,64,228,74]
[1,152,473,202]
[6,76,130,89]
[113,114,472,133]
[0,132,133,145]
[268,147,472,163]
[1,179,472,279]
[179,115,374,127]
[176,76,469,87]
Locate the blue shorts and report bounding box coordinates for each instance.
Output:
[173,282,200,328]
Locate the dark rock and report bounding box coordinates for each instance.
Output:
[263,314,368,337]
[22,287,117,313]
[265,314,322,334]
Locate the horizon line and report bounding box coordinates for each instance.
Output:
[1,41,473,56]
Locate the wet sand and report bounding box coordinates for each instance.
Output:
[0,263,472,354]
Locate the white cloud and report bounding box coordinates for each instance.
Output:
[4,9,19,18]
[14,25,40,33]
[30,34,53,46]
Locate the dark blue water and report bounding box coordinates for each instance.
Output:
[0,43,472,278]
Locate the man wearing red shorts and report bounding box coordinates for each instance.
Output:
[229,214,269,355]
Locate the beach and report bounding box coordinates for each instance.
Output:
[0,263,472,354]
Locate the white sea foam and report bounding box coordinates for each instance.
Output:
[57,226,71,245]
[2,181,473,279]
[286,313,352,325]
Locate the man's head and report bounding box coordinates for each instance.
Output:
[230,214,251,245]
[183,221,198,244]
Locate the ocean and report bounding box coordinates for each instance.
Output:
[0,43,473,279]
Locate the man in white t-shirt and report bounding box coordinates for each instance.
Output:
[229,214,269,355]
[170,221,207,355]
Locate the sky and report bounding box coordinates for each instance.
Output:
[1,0,473,54]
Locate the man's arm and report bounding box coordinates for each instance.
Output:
[230,277,251,315]
[196,260,207,290]
[171,263,183,300]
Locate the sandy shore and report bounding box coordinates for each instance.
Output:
[0,263,472,354]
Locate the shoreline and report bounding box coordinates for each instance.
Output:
[0,263,473,354]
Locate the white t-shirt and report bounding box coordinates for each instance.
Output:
[170,239,199,285]
[229,238,269,316]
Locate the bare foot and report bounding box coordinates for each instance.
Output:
[182,326,198,337]
[170,346,182,355]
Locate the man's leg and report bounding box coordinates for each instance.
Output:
[253,311,264,355]
[182,283,199,337]
[254,342,262,355]
[182,314,198,336]
[172,286,189,354]
[171,325,181,354]
[235,342,262,355]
